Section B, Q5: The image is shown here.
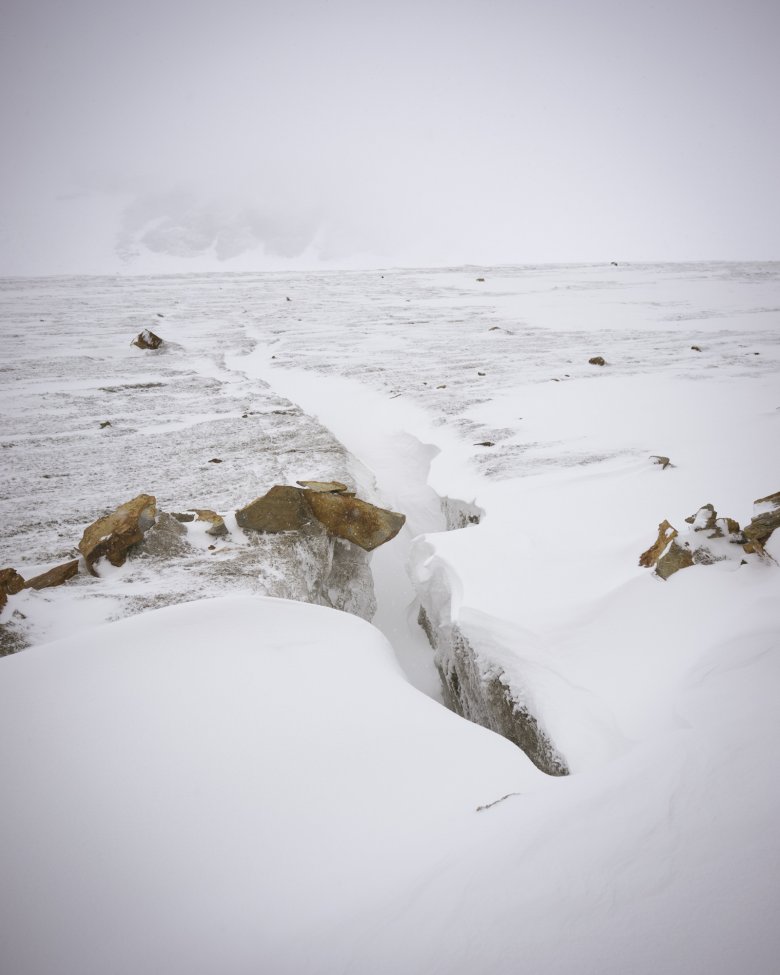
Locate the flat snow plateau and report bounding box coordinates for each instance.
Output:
[1,263,779,973]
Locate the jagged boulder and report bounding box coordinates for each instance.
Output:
[236,486,315,533]
[78,494,157,575]
[304,491,405,551]
[743,491,780,554]
[132,329,163,350]
[639,520,678,569]
[237,484,405,551]
[638,520,697,579]
[685,504,741,540]
[24,560,79,590]
[0,568,26,611]
[656,540,696,580]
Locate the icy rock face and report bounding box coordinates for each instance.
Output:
[417,605,568,776]
[215,523,376,621]
[441,496,483,530]
[411,498,568,776]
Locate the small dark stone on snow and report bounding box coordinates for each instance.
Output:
[132,329,163,350]
[589,356,606,366]
[474,441,495,447]
[99,421,111,429]
[476,277,485,282]
[208,458,222,464]
[477,371,486,376]
[691,345,702,352]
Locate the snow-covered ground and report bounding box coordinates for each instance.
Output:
[1,263,779,972]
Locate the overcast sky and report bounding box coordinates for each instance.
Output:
[1,0,778,274]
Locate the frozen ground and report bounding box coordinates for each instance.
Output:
[1,262,779,972]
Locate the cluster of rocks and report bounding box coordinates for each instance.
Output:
[1,482,405,616]
[639,491,780,580]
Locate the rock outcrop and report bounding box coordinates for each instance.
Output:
[78,494,157,574]
[640,493,780,579]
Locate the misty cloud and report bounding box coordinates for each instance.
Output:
[1,0,779,273]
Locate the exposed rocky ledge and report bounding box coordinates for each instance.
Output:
[1,482,403,654]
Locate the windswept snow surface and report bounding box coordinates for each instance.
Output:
[1,263,780,972]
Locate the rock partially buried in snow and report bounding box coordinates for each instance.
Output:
[743,491,780,554]
[131,329,163,350]
[655,540,696,580]
[236,485,315,533]
[638,520,678,569]
[23,560,79,590]
[588,355,606,366]
[304,491,406,551]
[639,495,780,579]
[0,568,26,611]
[78,494,157,575]
[685,504,741,539]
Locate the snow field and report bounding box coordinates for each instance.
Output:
[1,263,779,972]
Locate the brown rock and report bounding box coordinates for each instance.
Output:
[685,504,717,531]
[0,568,26,611]
[236,486,315,533]
[589,356,606,366]
[305,491,406,551]
[132,329,163,350]
[743,491,780,552]
[192,508,229,537]
[639,520,678,568]
[651,455,673,470]
[78,494,157,575]
[296,480,350,494]
[24,560,79,590]
[656,540,695,579]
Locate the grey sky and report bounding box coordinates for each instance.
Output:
[1,0,778,273]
